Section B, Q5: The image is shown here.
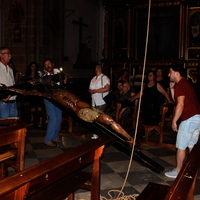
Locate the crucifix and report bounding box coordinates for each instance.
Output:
[72,17,88,55]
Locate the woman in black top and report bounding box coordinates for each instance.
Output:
[21,62,44,126]
[156,68,169,91]
[130,70,171,125]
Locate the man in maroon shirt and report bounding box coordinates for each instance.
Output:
[165,63,200,178]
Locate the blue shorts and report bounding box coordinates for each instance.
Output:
[176,114,200,150]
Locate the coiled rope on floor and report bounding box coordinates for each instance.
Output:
[72,190,139,200]
[100,190,139,200]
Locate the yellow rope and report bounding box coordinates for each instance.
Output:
[105,190,139,200]
[67,1,152,200]
[67,190,139,200]
[118,0,152,197]
[86,190,139,200]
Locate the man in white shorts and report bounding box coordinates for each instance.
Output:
[165,63,200,178]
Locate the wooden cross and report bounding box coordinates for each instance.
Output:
[73,17,88,54]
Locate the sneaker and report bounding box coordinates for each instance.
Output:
[91,134,99,139]
[164,168,178,178]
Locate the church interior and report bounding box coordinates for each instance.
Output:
[0,0,200,199]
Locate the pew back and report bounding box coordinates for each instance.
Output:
[0,135,112,200]
[0,124,28,179]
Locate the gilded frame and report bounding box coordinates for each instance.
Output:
[187,67,198,83]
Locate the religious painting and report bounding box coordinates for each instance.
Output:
[187,8,200,60]
[8,1,24,25]
[113,16,127,58]
[136,5,180,61]
[14,26,21,43]
[8,1,24,43]
[189,10,200,47]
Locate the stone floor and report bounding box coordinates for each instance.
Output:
[7,114,200,200]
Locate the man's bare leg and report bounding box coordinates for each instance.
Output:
[176,148,186,172]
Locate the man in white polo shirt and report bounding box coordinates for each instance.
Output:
[88,64,110,112]
[0,47,18,121]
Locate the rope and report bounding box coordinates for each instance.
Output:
[101,190,139,200]
[68,190,139,200]
[70,1,152,199]
[118,0,152,197]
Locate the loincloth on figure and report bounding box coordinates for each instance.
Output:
[78,107,103,123]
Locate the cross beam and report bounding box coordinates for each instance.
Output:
[73,17,88,54]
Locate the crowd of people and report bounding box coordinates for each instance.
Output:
[104,66,172,125]
[1,46,200,180]
[87,63,200,180]
[0,47,66,147]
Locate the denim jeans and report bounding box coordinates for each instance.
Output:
[44,99,62,143]
[0,102,18,119]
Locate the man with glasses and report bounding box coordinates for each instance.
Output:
[0,47,18,121]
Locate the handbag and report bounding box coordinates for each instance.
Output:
[101,75,114,105]
[103,91,115,105]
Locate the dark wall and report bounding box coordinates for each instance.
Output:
[137,6,180,61]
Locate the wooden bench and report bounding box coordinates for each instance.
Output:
[0,135,112,200]
[115,99,140,128]
[137,141,200,200]
[0,117,19,126]
[59,115,86,138]
[142,103,175,148]
[60,116,73,132]
[0,123,28,179]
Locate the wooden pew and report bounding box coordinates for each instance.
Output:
[142,103,175,148]
[115,99,140,127]
[137,141,200,200]
[0,123,29,179]
[0,135,112,200]
[0,117,19,126]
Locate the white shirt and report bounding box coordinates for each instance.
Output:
[89,73,110,106]
[45,68,60,76]
[0,62,16,100]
